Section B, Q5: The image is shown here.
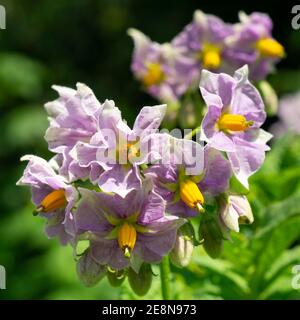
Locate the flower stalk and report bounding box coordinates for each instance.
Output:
[160,255,171,300]
[184,126,201,140]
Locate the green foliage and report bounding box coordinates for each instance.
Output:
[2,105,48,153]
[0,53,45,101]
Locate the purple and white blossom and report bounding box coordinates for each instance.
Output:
[75,187,185,271]
[200,65,272,188]
[146,145,230,217]
[17,155,77,245]
[225,12,285,80]
[172,10,234,75]
[45,83,101,181]
[129,28,198,102]
[73,100,167,197]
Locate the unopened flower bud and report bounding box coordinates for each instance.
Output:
[179,98,203,129]
[220,195,253,233]
[258,80,278,116]
[76,249,106,287]
[170,222,195,268]
[199,216,223,259]
[128,263,152,296]
[107,268,126,287]
[162,102,180,130]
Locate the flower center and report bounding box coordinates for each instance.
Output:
[117,222,137,258]
[38,189,67,213]
[127,141,140,161]
[255,38,285,58]
[142,63,165,86]
[116,139,141,164]
[202,44,221,69]
[179,179,204,212]
[218,114,254,132]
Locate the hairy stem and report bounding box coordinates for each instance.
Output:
[184,126,201,140]
[160,255,171,300]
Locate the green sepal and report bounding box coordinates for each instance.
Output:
[135,224,149,234]
[229,175,249,195]
[105,226,120,240]
[159,181,178,192]
[103,212,121,226]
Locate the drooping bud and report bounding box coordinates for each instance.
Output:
[38,189,67,213]
[162,101,180,130]
[76,249,106,287]
[257,80,278,116]
[218,114,253,132]
[199,216,223,259]
[117,223,137,258]
[107,268,126,287]
[128,263,152,296]
[170,222,195,268]
[178,94,204,129]
[179,179,204,212]
[256,37,285,58]
[142,63,165,87]
[220,195,253,233]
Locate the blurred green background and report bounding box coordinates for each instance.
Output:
[0,0,300,299]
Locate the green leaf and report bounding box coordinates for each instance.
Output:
[262,246,300,297]
[249,215,300,294]
[259,275,300,300]
[2,104,48,152]
[0,53,45,100]
[259,191,300,233]
[192,252,250,298]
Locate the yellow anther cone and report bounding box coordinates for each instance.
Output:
[256,38,285,58]
[39,189,67,213]
[203,50,221,69]
[179,179,204,212]
[218,114,253,132]
[118,222,137,258]
[143,63,164,86]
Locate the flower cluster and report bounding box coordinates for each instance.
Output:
[129,10,284,104]
[17,10,276,296]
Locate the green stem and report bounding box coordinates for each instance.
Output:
[160,255,171,300]
[184,126,201,140]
